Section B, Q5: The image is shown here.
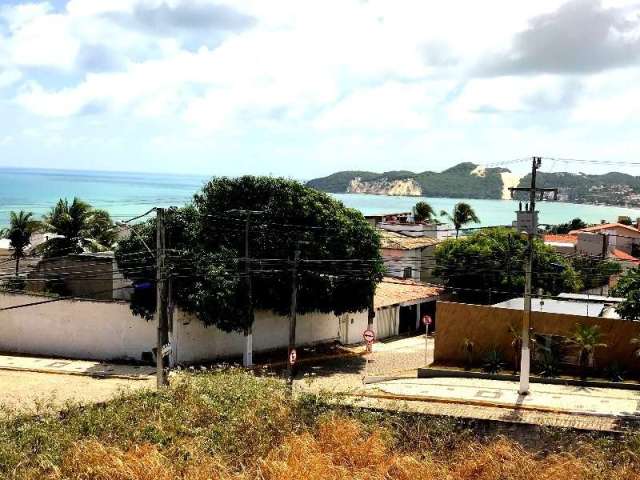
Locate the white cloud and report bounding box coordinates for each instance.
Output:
[1,0,640,174]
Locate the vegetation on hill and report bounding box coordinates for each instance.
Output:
[115,176,383,332]
[519,171,640,206]
[2,369,640,479]
[308,163,640,207]
[307,163,507,198]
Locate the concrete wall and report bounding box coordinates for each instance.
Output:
[434,301,640,369]
[0,292,369,363]
[0,292,155,361]
[174,309,369,364]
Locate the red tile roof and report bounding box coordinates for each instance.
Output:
[375,277,441,309]
[543,234,577,244]
[611,248,640,264]
[570,223,640,236]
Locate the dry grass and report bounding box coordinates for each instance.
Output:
[42,417,640,480]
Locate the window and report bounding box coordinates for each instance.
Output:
[403,266,412,278]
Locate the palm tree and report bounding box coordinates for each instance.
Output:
[413,201,437,223]
[440,202,480,238]
[567,323,607,379]
[3,211,40,276]
[41,198,117,257]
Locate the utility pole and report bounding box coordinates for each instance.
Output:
[287,246,301,381]
[509,157,557,395]
[155,207,169,388]
[227,209,263,367]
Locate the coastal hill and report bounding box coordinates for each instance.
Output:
[306,162,640,206]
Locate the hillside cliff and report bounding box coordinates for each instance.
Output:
[307,163,640,206]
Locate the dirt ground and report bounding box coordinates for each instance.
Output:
[0,370,155,413]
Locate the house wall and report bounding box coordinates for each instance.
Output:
[0,292,370,363]
[382,248,421,280]
[434,301,640,368]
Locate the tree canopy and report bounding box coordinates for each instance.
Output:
[2,210,39,276]
[547,218,587,234]
[434,228,581,304]
[115,176,384,332]
[611,267,640,320]
[440,202,480,238]
[40,198,118,257]
[413,201,436,223]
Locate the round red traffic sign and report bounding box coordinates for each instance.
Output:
[363,329,375,344]
[422,315,432,326]
[289,349,297,365]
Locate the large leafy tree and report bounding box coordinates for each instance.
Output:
[440,202,480,238]
[2,211,40,276]
[116,176,384,332]
[41,198,117,257]
[611,267,640,320]
[434,228,581,304]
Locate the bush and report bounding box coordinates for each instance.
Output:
[482,349,505,374]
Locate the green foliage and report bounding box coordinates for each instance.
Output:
[548,218,587,234]
[603,362,625,382]
[413,201,436,223]
[482,348,505,374]
[2,210,39,276]
[612,267,640,320]
[567,323,607,378]
[570,256,621,290]
[440,202,480,237]
[434,228,581,304]
[40,198,117,257]
[116,176,383,332]
[307,163,508,199]
[534,335,565,378]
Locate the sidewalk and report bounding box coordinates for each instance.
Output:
[364,377,640,419]
[0,354,155,379]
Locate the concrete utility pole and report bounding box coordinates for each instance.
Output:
[155,207,169,388]
[509,157,558,395]
[227,209,263,367]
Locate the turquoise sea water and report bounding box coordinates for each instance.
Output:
[1,167,639,228]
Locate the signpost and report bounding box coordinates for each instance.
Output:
[363,329,375,353]
[289,348,297,366]
[422,315,432,365]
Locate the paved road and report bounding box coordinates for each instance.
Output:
[0,370,154,412]
[367,377,640,418]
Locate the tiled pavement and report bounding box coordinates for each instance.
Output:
[0,354,154,379]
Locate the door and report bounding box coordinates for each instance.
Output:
[338,314,349,344]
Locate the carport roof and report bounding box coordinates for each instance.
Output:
[375,277,441,309]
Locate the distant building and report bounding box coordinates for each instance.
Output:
[378,229,441,282]
[27,252,133,301]
[493,295,622,319]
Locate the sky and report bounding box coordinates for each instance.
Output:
[1,0,640,178]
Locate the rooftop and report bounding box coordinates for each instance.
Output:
[375,277,441,309]
[569,223,640,236]
[611,248,640,264]
[378,229,440,250]
[543,234,577,245]
[493,297,620,319]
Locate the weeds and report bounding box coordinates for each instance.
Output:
[1,368,639,479]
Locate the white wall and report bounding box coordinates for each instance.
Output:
[0,292,371,363]
[0,293,155,361]
[173,309,368,363]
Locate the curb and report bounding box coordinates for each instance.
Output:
[351,390,640,421]
[0,365,154,381]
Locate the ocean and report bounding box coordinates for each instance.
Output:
[1,167,639,228]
